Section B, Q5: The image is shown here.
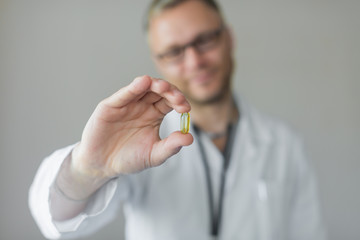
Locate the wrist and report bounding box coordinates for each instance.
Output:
[56,149,110,201]
[71,143,111,180]
[52,178,89,202]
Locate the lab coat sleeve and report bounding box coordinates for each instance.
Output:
[287,138,327,240]
[28,144,131,239]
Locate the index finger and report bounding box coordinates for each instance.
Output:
[149,78,191,114]
[103,75,153,108]
[104,75,190,113]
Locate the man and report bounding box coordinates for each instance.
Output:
[29,0,326,239]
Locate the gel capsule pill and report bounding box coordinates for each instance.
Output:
[180,112,190,134]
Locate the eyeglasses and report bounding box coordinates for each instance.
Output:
[156,25,224,64]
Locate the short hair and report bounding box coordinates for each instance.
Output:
[143,0,223,32]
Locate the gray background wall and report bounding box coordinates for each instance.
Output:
[0,0,359,239]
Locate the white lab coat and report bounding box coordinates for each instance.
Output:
[29,97,327,240]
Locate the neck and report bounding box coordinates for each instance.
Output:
[190,91,238,135]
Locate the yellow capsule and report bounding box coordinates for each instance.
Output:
[180,112,190,134]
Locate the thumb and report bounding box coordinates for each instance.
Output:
[150,131,194,167]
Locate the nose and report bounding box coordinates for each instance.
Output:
[183,46,205,70]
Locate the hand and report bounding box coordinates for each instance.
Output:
[71,75,193,179]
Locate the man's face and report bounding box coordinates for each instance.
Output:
[148,1,233,105]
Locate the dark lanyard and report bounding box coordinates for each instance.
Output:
[193,122,237,237]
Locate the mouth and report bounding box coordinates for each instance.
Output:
[190,70,215,86]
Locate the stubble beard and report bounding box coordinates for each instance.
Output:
[186,63,233,106]
[187,77,231,106]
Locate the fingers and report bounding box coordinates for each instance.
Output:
[150,131,194,167]
[103,75,153,108]
[104,75,191,114]
[140,77,190,113]
[140,92,162,104]
[153,97,189,115]
[148,79,190,114]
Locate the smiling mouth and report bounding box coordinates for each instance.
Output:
[191,70,215,85]
[193,76,210,85]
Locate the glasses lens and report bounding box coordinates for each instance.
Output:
[157,25,223,63]
[159,47,184,62]
[195,27,223,52]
